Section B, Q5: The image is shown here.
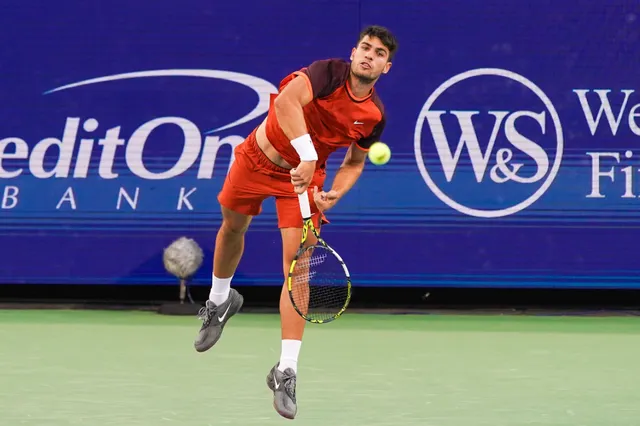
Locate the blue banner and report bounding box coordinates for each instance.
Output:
[1,1,639,289]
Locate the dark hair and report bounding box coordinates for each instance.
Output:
[357,25,398,60]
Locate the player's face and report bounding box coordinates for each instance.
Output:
[350,35,392,84]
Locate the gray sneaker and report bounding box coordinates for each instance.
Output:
[194,288,243,352]
[266,363,297,419]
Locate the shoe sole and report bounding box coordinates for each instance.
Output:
[273,400,295,420]
[267,369,296,420]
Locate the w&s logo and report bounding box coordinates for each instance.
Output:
[414,68,564,218]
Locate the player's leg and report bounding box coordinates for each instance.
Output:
[211,205,252,304]
[194,205,251,352]
[266,189,324,420]
[278,224,318,363]
[194,132,267,353]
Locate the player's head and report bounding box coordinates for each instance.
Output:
[350,25,398,85]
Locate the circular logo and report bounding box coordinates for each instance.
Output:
[414,68,563,218]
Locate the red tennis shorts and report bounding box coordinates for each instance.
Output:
[217,129,328,229]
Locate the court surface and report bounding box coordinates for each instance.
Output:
[1,310,640,425]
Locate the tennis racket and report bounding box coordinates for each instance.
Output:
[287,190,351,324]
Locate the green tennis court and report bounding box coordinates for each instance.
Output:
[1,310,640,425]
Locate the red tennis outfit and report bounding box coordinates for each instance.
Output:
[217,58,386,229]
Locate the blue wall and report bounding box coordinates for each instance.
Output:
[1,1,639,289]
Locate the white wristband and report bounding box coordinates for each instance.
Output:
[290,134,318,161]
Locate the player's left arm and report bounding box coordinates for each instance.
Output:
[313,143,366,212]
[328,143,367,198]
[331,115,385,198]
[314,118,385,211]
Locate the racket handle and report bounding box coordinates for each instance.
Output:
[298,191,312,220]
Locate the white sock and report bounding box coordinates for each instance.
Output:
[209,274,232,306]
[278,339,302,373]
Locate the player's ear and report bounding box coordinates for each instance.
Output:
[350,47,356,61]
[382,61,392,74]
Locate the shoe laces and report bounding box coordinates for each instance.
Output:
[197,302,216,327]
[281,371,297,402]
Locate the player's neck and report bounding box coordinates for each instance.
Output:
[348,73,374,98]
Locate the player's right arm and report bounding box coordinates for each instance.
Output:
[273,76,313,142]
[274,75,317,194]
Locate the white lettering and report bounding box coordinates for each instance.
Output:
[623,150,635,199]
[0,117,253,181]
[198,135,244,178]
[73,139,94,178]
[117,187,140,210]
[177,187,196,210]
[426,110,550,184]
[83,118,99,132]
[56,187,77,209]
[70,118,100,178]
[127,117,201,180]
[573,89,634,136]
[621,165,635,198]
[426,110,509,182]
[586,152,619,198]
[501,111,549,183]
[2,186,19,209]
[628,104,640,136]
[0,138,29,178]
[29,117,80,178]
[98,126,125,179]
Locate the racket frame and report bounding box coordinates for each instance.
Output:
[287,191,352,324]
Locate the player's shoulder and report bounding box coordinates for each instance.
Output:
[369,90,385,121]
[305,57,350,71]
[302,58,350,79]
[297,58,351,99]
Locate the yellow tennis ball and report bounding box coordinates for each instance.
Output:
[368,142,391,165]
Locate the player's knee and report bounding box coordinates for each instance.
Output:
[282,254,296,277]
[279,226,318,277]
[221,206,251,234]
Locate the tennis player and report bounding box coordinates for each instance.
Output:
[194,25,398,419]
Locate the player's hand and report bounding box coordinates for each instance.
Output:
[312,186,340,212]
[290,160,316,194]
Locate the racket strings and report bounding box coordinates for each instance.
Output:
[293,251,328,270]
[290,246,349,321]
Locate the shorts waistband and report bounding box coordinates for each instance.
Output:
[245,129,291,175]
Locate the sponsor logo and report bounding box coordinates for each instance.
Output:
[0,69,278,211]
[414,68,564,218]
